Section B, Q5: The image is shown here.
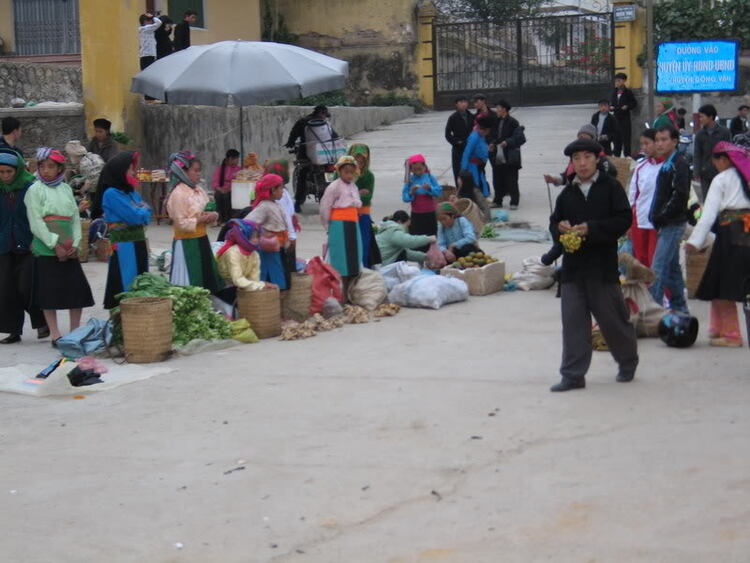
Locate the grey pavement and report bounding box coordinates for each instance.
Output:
[1,105,748,563]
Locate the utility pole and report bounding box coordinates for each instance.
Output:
[646,0,655,125]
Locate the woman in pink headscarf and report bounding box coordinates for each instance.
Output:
[686,141,750,347]
[401,154,442,239]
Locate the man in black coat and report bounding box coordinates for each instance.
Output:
[609,73,637,157]
[549,138,638,392]
[591,99,618,156]
[490,99,525,209]
[173,10,197,51]
[729,105,749,138]
[648,125,690,314]
[445,96,475,185]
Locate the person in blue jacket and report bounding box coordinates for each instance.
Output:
[402,153,442,238]
[101,151,152,309]
[436,202,481,262]
[460,115,494,198]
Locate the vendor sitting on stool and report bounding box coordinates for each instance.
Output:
[436,202,481,263]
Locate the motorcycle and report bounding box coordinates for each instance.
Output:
[289,145,336,204]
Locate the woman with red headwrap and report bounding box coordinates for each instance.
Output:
[686,141,750,347]
[100,151,152,309]
[25,147,94,345]
[401,153,442,240]
[244,173,291,289]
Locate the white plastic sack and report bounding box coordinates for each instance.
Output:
[622,281,665,337]
[304,120,347,165]
[511,256,556,291]
[378,262,421,291]
[348,268,387,311]
[388,275,469,309]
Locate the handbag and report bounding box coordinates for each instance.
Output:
[56,319,113,359]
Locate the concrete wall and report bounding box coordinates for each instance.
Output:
[140,104,414,181]
[0,105,86,158]
[275,0,419,105]
[0,61,82,107]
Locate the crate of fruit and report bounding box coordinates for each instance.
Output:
[440,251,505,296]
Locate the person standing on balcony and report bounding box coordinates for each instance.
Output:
[610,72,637,157]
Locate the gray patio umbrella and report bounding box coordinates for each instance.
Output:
[131,40,349,153]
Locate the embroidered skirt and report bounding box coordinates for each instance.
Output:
[328,208,362,277]
[104,226,149,309]
[170,235,223,294]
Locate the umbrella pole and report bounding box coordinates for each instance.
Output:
[239,106,244,158]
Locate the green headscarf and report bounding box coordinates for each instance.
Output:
[348,143,371,174]
[0,149,34,193]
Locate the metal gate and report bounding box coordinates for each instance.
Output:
[433,13,614,109]
[13,0,80,55]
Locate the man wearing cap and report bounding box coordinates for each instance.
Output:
[285,105,335,213]
[445,95,475,185]
[86,118,119,163]
[549,138,638,392]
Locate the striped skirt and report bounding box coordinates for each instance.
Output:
[329,216,362,278]
[103,239,150,309]
[170,235,223,294]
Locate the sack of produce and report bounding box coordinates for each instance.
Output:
[305,256,343,315]
[347,268,387,311]
[425,242,447,270]
[388,275,469,310]
[378,262,421,291]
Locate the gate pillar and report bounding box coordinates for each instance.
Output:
[417,0,437,108]
[613,0,645,88]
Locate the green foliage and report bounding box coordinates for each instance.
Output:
[435,0,545,21]
[654,0,750,49]
[111,131,131,146]
[370,92,425,112]
[261,0,298,44]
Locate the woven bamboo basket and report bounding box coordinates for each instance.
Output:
[437,185,457,203]
[281,273,312,321]
[237,286,281,338]
[609,157,634,189]
[686,244,712,299]
[454,198,485,236]
[120,297,173,363]
[79,219,90,262]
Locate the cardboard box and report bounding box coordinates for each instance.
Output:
[440,260,505,296]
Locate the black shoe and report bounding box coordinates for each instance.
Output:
[51,338,61,349]
[0,334,21,344]
[294,203,302,213]
[616,371,635,383]
[550,379,586,392]
[37,326,50,339]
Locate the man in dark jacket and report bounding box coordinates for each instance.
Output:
[591,99,618,156]
[285,105,334,212]
[155,15,174,59]
[693,104,731,199]
[549,138,637,392]
[86,118,119,163]
[490,99,525,209]
[729,105,749,138]
[173,10,197,51]
[649,125,690,314]
[445,96,475,185]
[0,117,23,156]
[609,73,637,157]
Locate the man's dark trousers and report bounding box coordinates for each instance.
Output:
[492,163,520,207]
[451,143,464,186]
[560,277,638,383]
[613,115,632,157]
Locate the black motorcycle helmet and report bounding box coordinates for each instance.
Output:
[658,313,699,348]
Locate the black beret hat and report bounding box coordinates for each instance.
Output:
[564,138,602,157]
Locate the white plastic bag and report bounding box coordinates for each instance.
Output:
[378,262,421,291]
[388,275,469,309]
[511,256,556,291]
[347,268,387,311]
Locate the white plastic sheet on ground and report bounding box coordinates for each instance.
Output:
[0,362,174,397]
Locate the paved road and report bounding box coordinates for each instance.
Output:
[1,106,748,563]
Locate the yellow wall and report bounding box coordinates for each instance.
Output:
[613,0,645,89]
[79,0,143,141]
[0,0,14,53]
[188,0,262,45]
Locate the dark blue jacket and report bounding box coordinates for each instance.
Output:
[0,183,34,254]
